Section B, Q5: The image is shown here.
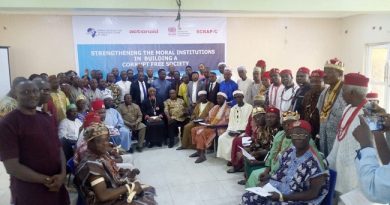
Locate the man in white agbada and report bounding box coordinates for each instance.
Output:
[326,73,374,202]
[237,66,253,103]
[217,90,253,162]
[267,68,284,109]
[216,62,226,83]
[279,69,299,113]
[115,70,131,103]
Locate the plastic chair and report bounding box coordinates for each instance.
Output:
[322,169,337,205]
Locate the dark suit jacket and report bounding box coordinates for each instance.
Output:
[130,81,150,106]
[206,81,220,105]
[187,80,205,105]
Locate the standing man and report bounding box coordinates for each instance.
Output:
[237,66,253,103]
[187,72,205,109]
[146,67,156,85]
[291,67,311,116]
[206,72,220,105]
[166,64,176,81]
[111,67,121,82]
[106,73,122,108]
[279,69,299,112]
[0,77,26,119]
[115,70,131,103]
[178,74,190,107]
[217,90,253,163]
[326,72,370,200]
[255,59,266,76]
[219,68,238,106]
[69,75,84,104]
[0,80,69,205]
[185,66,193,81]
[84,78,99,103]
[130,73,150,106]
[247,67,262,105]
[198,63,206,80]
[216,62,226,83]
[267,68,284,109]
[260,71,271,106]
[152,69,172,102]
[117,94,147,152]
[133,64,148,83]
[317,58,347,156]
[48,75,69,122]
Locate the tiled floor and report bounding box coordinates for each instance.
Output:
[0,145,246,205]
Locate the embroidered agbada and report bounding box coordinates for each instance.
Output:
[115,80,131,103]
[191,103,230,150]
[219,80,238,105]
[242,147,329,205]
[181,101,214,149]
[316,83,346,156]
[237,78,254,103]
[267,84,284,109]
[217,103,253,161]
[107,83,122,107]
[50,90,70,122]
[279,84,299,113]
[164,98,186,122]
[301,87,324,137]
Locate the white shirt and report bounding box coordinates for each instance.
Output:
[279,84,299,112]
[116,80,131,102]
[237,78,253,103]
[138,81,147,102]
[96,88,112,100]
[58,118,83,141]
[227,103,253,131]
[208,81,216,93]
[199,102,207,115]
[192,81,198,104]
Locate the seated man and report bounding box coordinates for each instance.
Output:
[74,122,156,205]
[217,90,253,163]
[102,97,132,152]
[177,90,214,150]
[242,120,329,205]
[58,104,83,161]
[164,89,188,148]
[190,92,230,163]
[117,94,147,152]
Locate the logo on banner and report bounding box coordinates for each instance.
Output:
[87,28,97,38]
[197,29,218,34]
[168,27,176,35]
[129,29,159,34]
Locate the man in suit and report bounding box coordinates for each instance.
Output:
[130,73,150,106]
[206,72,219,105]
[133,64,149,83]
[187,72,205,109]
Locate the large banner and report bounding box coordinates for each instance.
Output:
[72,16,226,75]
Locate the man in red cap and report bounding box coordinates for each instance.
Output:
[255,59,266,76]
[301,69,326,143]
[317,58,347,156]
[260,71,271,106]
[279,69,299,113]
[326,72,371,200]
[291,67,311,115]
[247,67,262,105]
[267,68,284,109]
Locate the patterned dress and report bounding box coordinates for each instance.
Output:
[107,83,122,108]
[242,147,329,205]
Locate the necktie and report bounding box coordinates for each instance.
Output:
[209,82,213,93]
[141,82,146,101]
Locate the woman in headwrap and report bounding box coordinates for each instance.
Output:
[75,122,156,205]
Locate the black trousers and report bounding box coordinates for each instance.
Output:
[166,119,189,143]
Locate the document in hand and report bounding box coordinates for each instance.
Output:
[239,146,256,160]
[241,137,252,147]
[245,183,281,197]
[340,189,386,205]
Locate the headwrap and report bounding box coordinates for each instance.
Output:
[289,120,312,134]
[84,122,109,142]
[218,62,226,67]
[282,111,300,122]
[253,95,265,101]
[232,90,244,97]
[311,69,325,78]
[266,106,280,116]
[102,93,113,100]
[198,90,207,96]
[256,60,266,68]
[280,69,292,77]
[224,67,232,73]
[297,67,310,75]
[237,66,247,72]
[253,67,261,73]
[324,58,344,71]
[66,104,77,111]
[91,99,105,111]
[217,92,227,99]
[366,92,378,101]
[83,112,101,128]
[344,73,369,87]
[252,107,266,117]
[270,68,280,75]
[76,94,87,102]
[262,71,271,80]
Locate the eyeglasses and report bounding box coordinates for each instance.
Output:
[289,134,308,140]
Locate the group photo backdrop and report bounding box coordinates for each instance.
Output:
[72,16,227,75]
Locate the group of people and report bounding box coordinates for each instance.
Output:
[0,58,389,205]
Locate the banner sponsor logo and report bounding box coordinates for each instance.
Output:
[128,29,159,34]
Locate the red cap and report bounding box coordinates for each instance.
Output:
[297,67,310,75]
[344,73,369,87]
[366,92,378,100]
[289,120,312,133]
[256,60,266,68]
[280,69,292,76]
[262,71,271,80]
[270,68,280,75]
[83,112,101,128]
[310,69,325,78]
[91,99,105,111]
[266,106,280,116]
